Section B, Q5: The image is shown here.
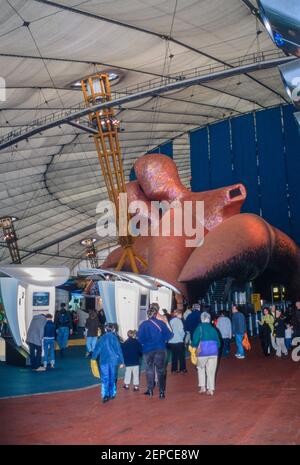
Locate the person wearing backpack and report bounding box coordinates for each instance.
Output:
[55,303,73,356]
[191,312,220,396]
[137,304,173,399]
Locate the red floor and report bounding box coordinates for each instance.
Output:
[1,341,300,445]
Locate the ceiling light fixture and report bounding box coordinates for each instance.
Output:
[257,0,300,57]
[0,216,21,264]
[70,72,120,90]
[80,238,98,268]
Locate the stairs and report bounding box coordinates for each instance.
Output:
[204,277,234,313]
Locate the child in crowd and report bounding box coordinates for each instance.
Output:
[91,323,124,403]
[43,314,56,369]
[122,330,142,391]
[285,323,294,350]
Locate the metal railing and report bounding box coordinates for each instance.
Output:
[0,49,288,148]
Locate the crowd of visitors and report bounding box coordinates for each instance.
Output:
[24,297,300,403]
[258,304,297,357]
[25,301,106,370]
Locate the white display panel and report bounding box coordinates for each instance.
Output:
[98,281,116,323]
[115,281,140,340]
[0,266,69,354]
[17,284,27,351]
[150,286,173,314]
[0,277,21,346]
[25,285,55,331]
[139,292,149,325]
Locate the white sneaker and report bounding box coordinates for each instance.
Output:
[199,387,206,394]
[35,366,46,371]
[235,354,245,359]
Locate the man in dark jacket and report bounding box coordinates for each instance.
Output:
[54,303,73,356]
[85,310,101,357]
[274,309,288,357]
[137,304,173,399]
[232,305,247,359]
[26,313,47,371]
[43,314,56,369]
[184,304,201,341]
[97,309,106,333]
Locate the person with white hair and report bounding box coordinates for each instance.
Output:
[191,311,221,396]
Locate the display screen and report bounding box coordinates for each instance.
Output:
[140,294,147,307]
[85,296,95,310]
[32,292,50,307]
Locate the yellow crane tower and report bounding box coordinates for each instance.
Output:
[81,74,147,273]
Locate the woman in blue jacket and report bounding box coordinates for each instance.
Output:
[92,323,124,403]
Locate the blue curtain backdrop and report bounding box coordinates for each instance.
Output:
[190,127,210,191]
[189,104,300,245]
[231,113,260,215]
[209,120,233,189]
[282,105,300,243]
[129,140,173,181]
[256,107,290,234]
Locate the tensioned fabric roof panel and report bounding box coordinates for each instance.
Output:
[0,0,291,269]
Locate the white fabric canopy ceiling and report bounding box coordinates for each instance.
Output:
[0,0,290,269]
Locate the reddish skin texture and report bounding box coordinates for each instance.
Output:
[103,154,300,300]
[179,213,273,282]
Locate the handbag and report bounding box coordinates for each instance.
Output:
[90,359,100,379]
[188,345,197,365]
[242,333,251,351]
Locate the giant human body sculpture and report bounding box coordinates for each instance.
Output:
[103,154,300,302]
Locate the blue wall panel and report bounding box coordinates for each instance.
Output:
[148,140,173,158]
[256,107,290,234]
[159,141,173,158]
[283,105,300,245]
[189,104,299,244]
[209,120,233,189]
[129,166,136,181]
[189,127,210,192]
[231,113,260,215]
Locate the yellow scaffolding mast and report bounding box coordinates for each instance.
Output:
[81,74,147,273]
[0,216,21,264]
